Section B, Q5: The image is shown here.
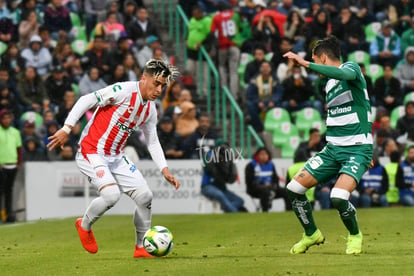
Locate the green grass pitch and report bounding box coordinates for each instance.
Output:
[1,208,414,275]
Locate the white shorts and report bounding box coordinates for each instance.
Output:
[76,152,148,193]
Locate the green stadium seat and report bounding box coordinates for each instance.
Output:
[403,92,414,105]
[390,105,405,129]
[347,50,370,67]
[364,22,381,43]
[272,122,299,146]
[0,41,7,56]
[280,134,301,159]
[365,64,384,84]
[264,107,291,132]
[71,39,88,55]
[71,83,79,99]
[238,53,254,89]
[70,12,82,27]
[20,111,43,127]
[294,107,324,139]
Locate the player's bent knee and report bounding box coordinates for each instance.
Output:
[100,184,121,207]
[130,188,153,206]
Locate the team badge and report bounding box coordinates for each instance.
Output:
[96,170,105,178]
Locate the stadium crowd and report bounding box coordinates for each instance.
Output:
[2,0,414,220]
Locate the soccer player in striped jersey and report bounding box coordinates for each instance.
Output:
[47,59,181,258]
[283,36,373,255]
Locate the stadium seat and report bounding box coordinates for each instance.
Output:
[0,41,7,56]
[403,92,414,105]
[272,122,299,146]
[390,105,405,129]
[238,53,254,89]
[365,64,384,84]
[264,107,291,132]
[347,50,370,67]
[364,22,381,43]
[71,83,80,99]
[294,107,324,139]
[280,134,301,159]
[70,12,82,27]
[71,39,88,55]
[20,111,43,127]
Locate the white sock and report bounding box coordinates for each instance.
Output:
[129,188,153,247]
[81,185,121,230]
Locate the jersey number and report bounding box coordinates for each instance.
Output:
[112,84,122,92]
[221,20,236,37]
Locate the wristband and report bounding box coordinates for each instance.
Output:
[62,125,71,134]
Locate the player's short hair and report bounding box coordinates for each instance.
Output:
[143,59,179,84]
[312,36,341,61]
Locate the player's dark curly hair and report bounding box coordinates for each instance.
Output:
[312,36,341,61]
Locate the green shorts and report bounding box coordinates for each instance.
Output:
[303,143,373,184]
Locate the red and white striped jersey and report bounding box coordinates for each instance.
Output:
[78,81,157,156]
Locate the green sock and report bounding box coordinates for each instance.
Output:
[287,189,317,236]
[331,197,359,235]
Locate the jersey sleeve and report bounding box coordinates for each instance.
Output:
[93,82,130,107]
[309,62,357,81]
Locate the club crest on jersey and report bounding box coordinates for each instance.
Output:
[96,170,105,178]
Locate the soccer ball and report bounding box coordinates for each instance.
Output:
[143,226,174,257]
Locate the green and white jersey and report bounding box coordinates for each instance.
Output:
[324,62,373,146]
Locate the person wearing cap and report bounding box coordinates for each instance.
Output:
[369,20,401,67]
[157,115,185,159]
[45,63,72,107]
[0,109,22,223]
[126,6,159,50]
[20,34,53,77]
[395,46,414,93]
[136,34,168,70]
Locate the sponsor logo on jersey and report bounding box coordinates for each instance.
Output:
[329,106,352,116]
[116,121,134,133]
[96,170,105,178]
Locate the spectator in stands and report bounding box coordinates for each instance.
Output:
[369,20,401,66]
[106,0,124,25]
[104,63,128,84]
[157,115,185,159]
[201,141,246,213]
[246,60,283,133]
[45,63,72,108]
[0,81,20,120]
[152,47,165,61]
[126,6,159,50]
[388,0,414,35]
[296,128,325,159]
[108,37,132,73]
[395,46,414,94]
[35,108,55,139]
[0,66,16,99]
[396,145,414,206]
[252,9,282,52]
[373,128,391,157]
[396,101,414,136]
[378,115,400,140]
[277,0,298,16]
[244,44,267,84]
[198,0,222,14]
[21,119,40,142]
[281,65,323,114]
[0,0,10,19]
[20,0,43,23]
[122,0,138,27]
[283,8,306,53]
[210,2,243,99]
[175,101,199,139]
[20,35,53,77]
[0,7,14,44]
[245,147,291,212]
[56,41,83,82]
[358,154,389,208]
[272,37,307,82]
[184,113,219,159]
[347,0,376,24]
[55,90,76,126]
[136,35,168,70]
[332,5,368,59]
[38,25,57,52]
[22,135,47,161]
[58,142,75,161]
[18,9,41,48]
[78,66,107,97]
[401,17,414,53]
[0,42,25,78]
[186,5,213,97]
[123,52,141,81]
[101,11,127,48]
[17,66,49,113]
[82,35,111,78]
[378,137,399,158]
[374,63,402,113]
[43,0,73,42]
[84,0,107,39]
[304,0,322,20]
[305,8,331,58]
[0,109,22,223]
[161,80,183,111]
[44,120,61,160]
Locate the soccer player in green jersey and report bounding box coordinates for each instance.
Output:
[283,36,374,255]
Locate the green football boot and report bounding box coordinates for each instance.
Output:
[346,231,363,255]
[290,229,325,254]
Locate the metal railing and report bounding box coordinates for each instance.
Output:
[155,0,263,158]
